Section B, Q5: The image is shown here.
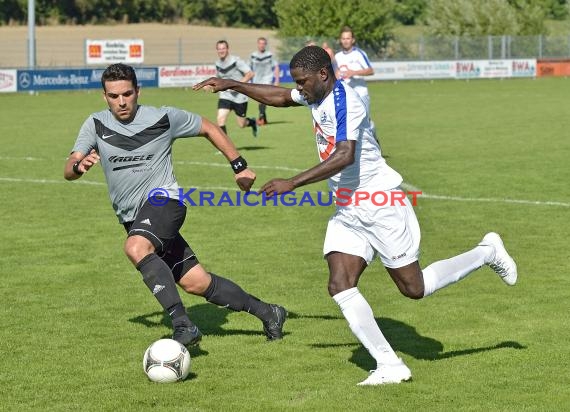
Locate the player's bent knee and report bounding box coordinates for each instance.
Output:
[178,266,211,295]
[399,284,425,300]
[124,236,154,264]
[328,278,353,297]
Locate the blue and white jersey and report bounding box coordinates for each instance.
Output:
[334,47,373,99]
[291,80,401,193]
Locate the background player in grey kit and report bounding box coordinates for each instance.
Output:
[249,37,280,125]
[64,63,286,346]
[215,40,258,137]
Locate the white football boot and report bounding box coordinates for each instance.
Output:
[479,232,518,286]
[357,358,412,386]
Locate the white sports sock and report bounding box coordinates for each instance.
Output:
[422,245,493,297]
[333,287,400,366]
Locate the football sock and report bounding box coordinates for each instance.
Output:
[136,253,189,322]
[422,245,493,297]
[259,103,266,117]
[220,125,227,134]
[333,287,401,366]
[247,118,256,128]
[204,273,272,321]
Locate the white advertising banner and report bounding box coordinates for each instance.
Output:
[0,69,17,92]
[158,65,217,88]
[85,39,144,65]
[371,59,536,81]
[371,61,456,80]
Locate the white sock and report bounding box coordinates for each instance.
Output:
[422,245,493,297]
[333,287,400,366]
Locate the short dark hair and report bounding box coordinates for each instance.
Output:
[101,63,138,90]
[340,25,354,37]
[216,40,229,48]
[290,46,334,76]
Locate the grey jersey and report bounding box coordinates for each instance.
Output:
[215,55,251,104]
[71,105,202,223]
[250,50,276,84]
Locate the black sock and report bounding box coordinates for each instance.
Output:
[204,273,272,321]
[259,103,266,118]
[136,253,188,323]
[220,125,227,134]
[247,118,256,128]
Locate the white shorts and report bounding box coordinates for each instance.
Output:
[323,187,421,268]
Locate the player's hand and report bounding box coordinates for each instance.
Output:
[235,168,256,191]
[79,149,100,173]
[192,77,231,93]
[258,178,295,196]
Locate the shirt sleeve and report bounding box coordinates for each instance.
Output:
[237,58,252,75]
[71,116,98,155]
[165,107,202,139]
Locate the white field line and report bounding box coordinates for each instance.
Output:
[0,157,568,207]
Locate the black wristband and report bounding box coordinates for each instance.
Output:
[72,161,84,175]
[230,156,248,174]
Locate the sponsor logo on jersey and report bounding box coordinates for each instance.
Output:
[108,154,155,171]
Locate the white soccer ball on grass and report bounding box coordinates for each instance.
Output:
[143,338,191,383]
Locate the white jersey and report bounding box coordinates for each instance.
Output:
[291,80,401,194]
[334,47,373,100]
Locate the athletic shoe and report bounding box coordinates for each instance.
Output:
[479,232,518,286]
[251,120,258,137]
[172,323,202,346]
[262,304,287,341]
[357,359,412,386]
[257,116,267,126]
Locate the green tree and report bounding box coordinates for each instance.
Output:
[274,0,396,53]
[0,0,26,25]
[424,0,548,36]
[394,0,427,25]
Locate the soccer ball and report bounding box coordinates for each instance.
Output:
[143,339,191,383]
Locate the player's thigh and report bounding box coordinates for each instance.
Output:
[232,102,248,126]
[217,100,232,124]
[124,198,186,256]
[365,191,421,269]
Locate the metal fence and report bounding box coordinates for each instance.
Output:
[2,33,570,69]
[278,34,570,62]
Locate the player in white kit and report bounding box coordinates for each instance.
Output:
[193,46,518,386]
[335,26,377,136]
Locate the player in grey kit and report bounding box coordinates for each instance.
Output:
[249,37,280,125]
[64,63,286,346]
[215,40,258,137]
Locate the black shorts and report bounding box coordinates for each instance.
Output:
[218,99,248,117]
[123,198,199,281]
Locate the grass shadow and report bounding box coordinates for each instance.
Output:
[306,315,526,371]
[128,302,286,343]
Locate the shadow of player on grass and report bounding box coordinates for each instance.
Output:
[129,302,288,357]
[308,315,526,372]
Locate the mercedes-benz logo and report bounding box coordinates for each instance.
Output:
[19,72,31,89]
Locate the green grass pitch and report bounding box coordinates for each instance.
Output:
[0,77,569,411]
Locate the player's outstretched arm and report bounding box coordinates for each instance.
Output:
[64,149,100,181]
[199,116,255,191]
[193,77,299,108]
[258,140,355,196]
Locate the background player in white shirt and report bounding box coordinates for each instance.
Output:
[194,46,518,386]
[335,26,377,136]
